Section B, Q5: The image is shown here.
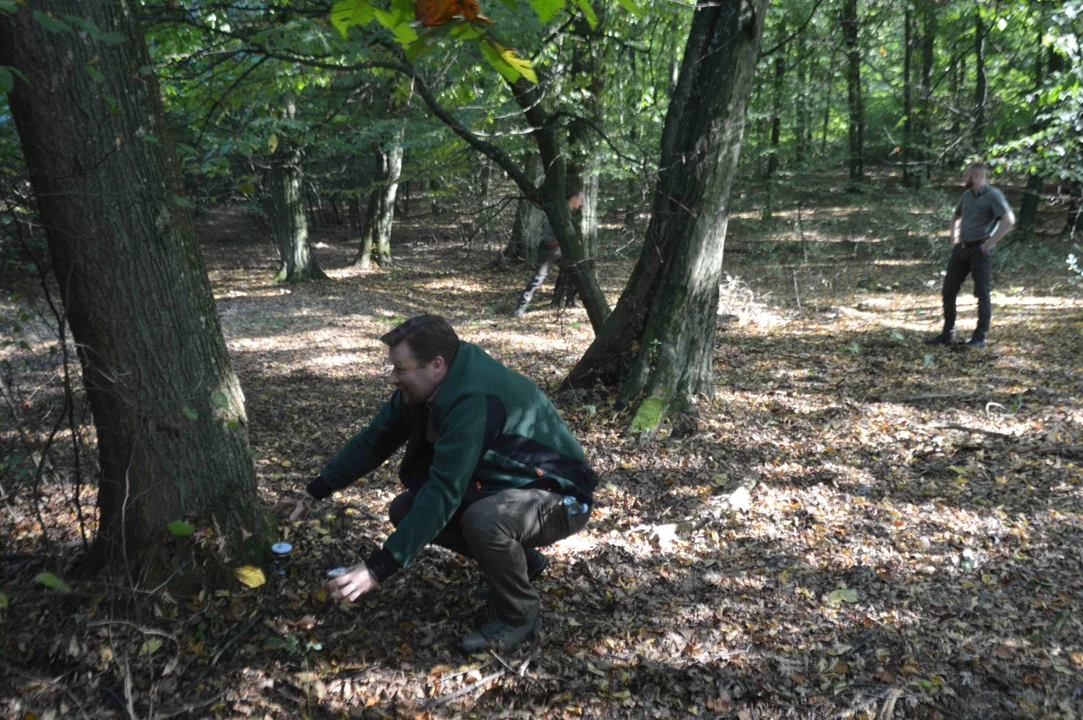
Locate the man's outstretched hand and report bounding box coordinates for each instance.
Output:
[328,563,379,602]
[272,494,315,522]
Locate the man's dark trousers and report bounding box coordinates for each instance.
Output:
[941,242,993,341]
[389,485,589,625]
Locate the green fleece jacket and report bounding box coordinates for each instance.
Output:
[306,342,597,582]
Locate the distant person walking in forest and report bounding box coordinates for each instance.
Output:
[512,189,584,317]
[275,315,597,652]
[925,162,1015,348]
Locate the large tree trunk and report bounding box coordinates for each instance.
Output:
[270,144,327,282]
[0,0,266,580]
[564,0,768,440]
[842,0,864,181]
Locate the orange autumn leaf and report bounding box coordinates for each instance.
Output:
[415,0,491,26]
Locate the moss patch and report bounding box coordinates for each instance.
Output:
[629,395,668,434]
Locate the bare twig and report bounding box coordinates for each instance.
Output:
[930,423,1012,439]
[893,391,977,402]
[88,620,181,647]
[210,612,264,667]
[419,669,507,711]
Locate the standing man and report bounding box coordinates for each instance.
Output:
[926,162,1015,348]
[278,315,597,651]
[512,189,584,318]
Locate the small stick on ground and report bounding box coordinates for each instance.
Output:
[894,391,977,402]
[419,669,507,711]
[931,423,1012,439]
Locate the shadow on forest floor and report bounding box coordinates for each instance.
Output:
[1,171,1082,720]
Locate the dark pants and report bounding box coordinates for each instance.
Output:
[516,243,561,312]
[389,488,589,624]
[942,243,993,341]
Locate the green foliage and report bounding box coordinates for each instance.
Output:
[35,572,72,593]
[168,520,197,536]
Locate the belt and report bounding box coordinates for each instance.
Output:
[962,239,987,249]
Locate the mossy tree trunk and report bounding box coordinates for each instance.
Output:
[0,0,268,580]
[563,0,768,440]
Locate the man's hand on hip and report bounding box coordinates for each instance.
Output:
[328,563,379,602]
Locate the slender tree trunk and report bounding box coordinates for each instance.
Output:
[919,0,936,184]
[763,55,785,221]
[0,0,266,580]
[504,154,546,262]
[795,34,810,162]
[507,85,611,333]
[974,10,987,149]
[950,56,962,141]
[1018,21,1047,232]
[564,0,769,439]
[375,130,404,267]
[356,129,404,268]
[270,146,327,282]
[903,6,914,188]
[842,0,864,181]
[822,47,837,154]
[556,10,605,308]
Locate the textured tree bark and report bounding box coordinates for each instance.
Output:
[356,130,404,269]
[503,154,547,262]
[842,0,864,181]
[270,146,327,282]
[564,0,768,440]
[0,0,267,579]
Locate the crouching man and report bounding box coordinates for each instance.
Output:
[279,314,596,651]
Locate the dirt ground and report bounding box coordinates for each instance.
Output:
[2,171,1082,719]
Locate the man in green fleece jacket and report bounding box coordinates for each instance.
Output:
[282,314,597,651]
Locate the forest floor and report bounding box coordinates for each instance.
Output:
[2,168,1083,720]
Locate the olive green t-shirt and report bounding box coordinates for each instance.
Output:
[955,184,1011,244]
